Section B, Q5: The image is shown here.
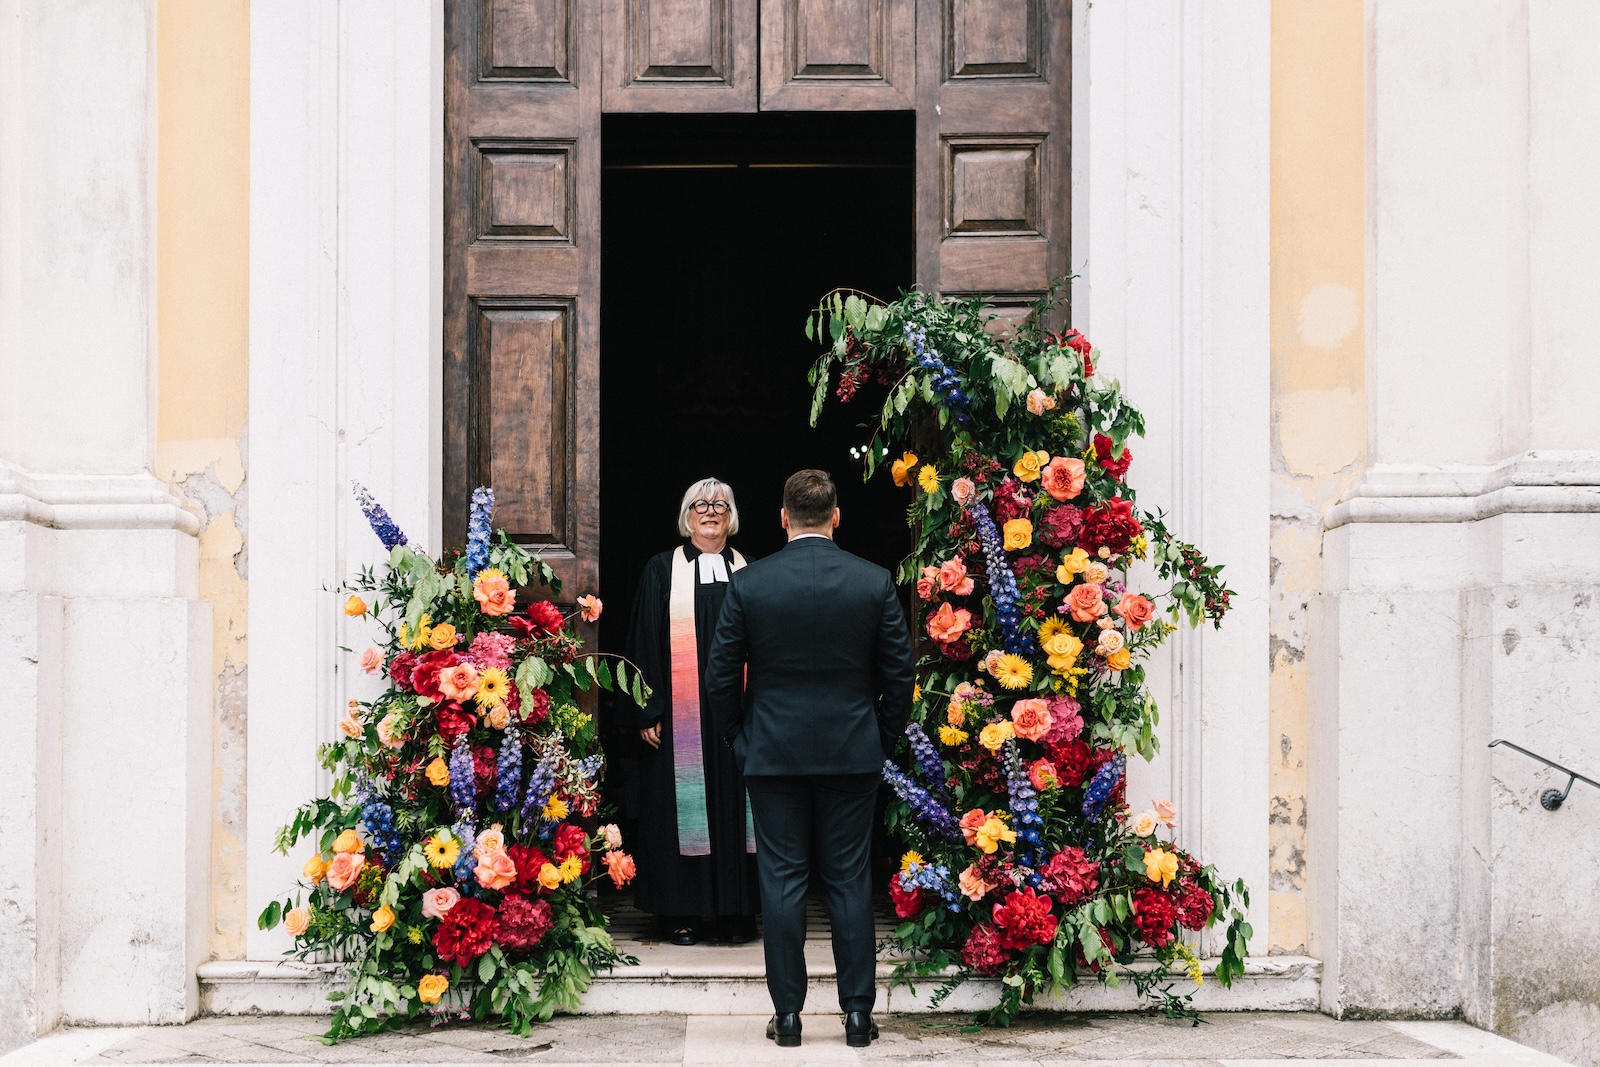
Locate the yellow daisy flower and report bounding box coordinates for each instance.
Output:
[918,464,940,494]
[542,796,569,821]
[422,832,459,870]
[899,850,925,874]
[558,855,584,883]
[476,667,510,708]
[938,725,969,747]
[993,653,1034,690]
[1038,617,1069,646]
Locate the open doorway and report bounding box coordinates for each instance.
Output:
[597,111,916,658]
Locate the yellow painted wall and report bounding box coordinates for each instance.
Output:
[1268,0,1367,953]
[155,0,251,961]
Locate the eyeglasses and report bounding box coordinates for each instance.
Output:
[690,500,730,515]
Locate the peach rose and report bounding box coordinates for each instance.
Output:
[376,713,405,750]
[577,594,603,623]
[333,829,363,854]
[417,973,449,1005]
[427,622,458,651]
[473,572,516,617]
[1084,562,1109,586]
[1013,449,1048,483]
[425,757,450,787]
[284,907,310,936]
[916,576,936,601]
[487,705,511,730]
[937,558,975,596]
[599,823,623,850]
[343,595,367,617]
[1114,593,1156,632]
[474,826,507,860]
[302,854,330,884]
[1097,616,1116,630]
[925,603,973,644]
[359,647,383,674]
[1096,630,1125,657]
[421,887,460,920]
[1010,698,1054,741]
[958,865,992,901]
[981,650,1005,677]
[1041,456,1085,502]
[474,849,517,891]
[959,809,990,846]
[1130,810,1159,837]
[604,850,637,888]
[327,851,364,892]
[1002,518,1033,551]
[1026,388,1056,416]
[1153,799,1178,827]
[338,714,363,739]
[369,904,395,933]
[1106,647,1132,671]
[1067,583,1107,622]
[951,477,977,506]
[537,863,562,891]
[437,663,480,702]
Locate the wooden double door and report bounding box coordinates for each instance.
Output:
[442,0,1070,595]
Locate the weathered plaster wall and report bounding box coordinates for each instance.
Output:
[155,0,251,962]
[1267,0,1365,954]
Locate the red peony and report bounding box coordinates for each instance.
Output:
[1093,433,1133,481]
[471,744,498,797]
[1046,737,1094,786]
[1080,497,1142,556]
[888,874,924,919]
[507,844,550,895]
[388,651,418,692]
[960,922,1010,976]
[410,650,459,702]
[433,897,497,967]
[524,600,566,636]
[521,686,551,726]
[1175,879,1214,930]
[434,703,474,747]
[1037,505,1085,549]
[494,893,554,950]
[1132,886,1179,948]
[1039,847,1099,905]
[991,887,1058,951]
[1059,328,1094,377]
[552,823,590,873]
[992,478,1033,524]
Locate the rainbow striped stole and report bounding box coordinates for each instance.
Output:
[669,546,755,856]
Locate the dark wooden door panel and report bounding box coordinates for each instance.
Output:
[760,0,914,110]
[602,0,757,112]
[446,0,599,599]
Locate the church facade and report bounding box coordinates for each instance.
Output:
[1,2,1596,1064]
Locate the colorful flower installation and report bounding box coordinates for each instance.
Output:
[807,284,1249,1023]
[259,485,650,1040]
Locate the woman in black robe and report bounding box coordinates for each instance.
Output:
[622,477,760,944]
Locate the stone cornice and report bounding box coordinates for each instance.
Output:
[0,461,200,536]
[1325,451,1600,529]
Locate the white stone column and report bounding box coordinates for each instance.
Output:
[1313,3,1600,1057]
[0,0,211,1047]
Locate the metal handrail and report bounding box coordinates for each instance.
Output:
[1488,739,1599,810]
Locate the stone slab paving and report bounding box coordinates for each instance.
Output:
[0,1014,1575,1067]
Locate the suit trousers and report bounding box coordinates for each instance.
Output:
[744,773,879,1014]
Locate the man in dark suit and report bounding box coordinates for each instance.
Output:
[704,469,916,1048]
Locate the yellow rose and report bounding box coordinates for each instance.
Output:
[1002,518,1033,551]
[1013,449,1048,483]
[938,725,969,747]
[978,721,1016,752]
[1106,647,1132,672]
[369,904,395,933]
[890,451,920,487]
[974,816,1018,854]
[427,622,457,650]
[1044,632,1084,673]
[398,614,433,650]
[332,829,363,854]
[425,758,450,787]
[344,595,367,617]
[416,973,449,1005]
[918,464,940,494]
[1144,847,1179,887]
[302,855,330,884]
[1056,548,1090,584]
[538,863,562,891]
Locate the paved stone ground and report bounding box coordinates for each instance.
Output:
[0,1013,1575,1067]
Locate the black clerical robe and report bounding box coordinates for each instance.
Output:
[621,543,759,918]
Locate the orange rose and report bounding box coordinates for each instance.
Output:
[1114,592,1156,632]
[427,623,458,650]
[437,663,480,702]
[337,713,363,739]
[283,907,310,936]
[1041,456,1086,502]
[925,603,973,644]
[425,757,450,787]
[537,863,562,891]
[417,973,449,1005]
[343,595,367,617]
[1002,518,1033,551]
[369,904,395,933]
[890,451,919,487]
[1106,647,1132,672]
[604,850,637,888]
[958,865,992,901]
[474,850,517,891]
[1009,698,1054,741]
[959,808,990,846]
[302,855,329,884]
[332,829,363,854]
[577,594,603,623]
[327,851,364,892]
[1067,582,1107,622]
[937,558,975,596]
[473,571,516,617]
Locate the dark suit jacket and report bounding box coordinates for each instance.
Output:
[704,536,916,776]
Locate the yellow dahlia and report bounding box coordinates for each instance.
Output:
[938,725,969,747]
[558,855,584,883]
[542,796,569,821]
[993,653,1034,690]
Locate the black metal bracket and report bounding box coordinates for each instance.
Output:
[1488,739,1600,811]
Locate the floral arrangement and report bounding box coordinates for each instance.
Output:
[258,485,648,1041]
[807,282,1249,1023]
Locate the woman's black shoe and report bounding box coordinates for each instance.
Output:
[657,917,698,945]
[719,916,757,944]
[766,1013,802,1047]
[844,1011,878,1047]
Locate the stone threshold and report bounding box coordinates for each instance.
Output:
[198,946,1321,1016]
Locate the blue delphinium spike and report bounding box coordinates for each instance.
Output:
[448,739,476,812]
[1082,753,1126,821]
[494,727,523,812]
[465,486,494,577]
[906,722,952,807]
[521,751,559,827]
[973,504,1032,654]
[1004,742,1045,878]
[904,324,972,425]
[352,482,410,550]
[882,760,962,841]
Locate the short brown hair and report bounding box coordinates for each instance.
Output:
[783,469,836,529]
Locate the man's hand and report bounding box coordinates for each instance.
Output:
[640,723,662,748]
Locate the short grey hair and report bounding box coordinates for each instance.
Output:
[677,478,740,537]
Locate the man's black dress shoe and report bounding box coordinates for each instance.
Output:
[766,1013,802,1047]
[843,1011,878,1047]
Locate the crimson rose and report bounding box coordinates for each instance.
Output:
[1093,433,1132,481]
[507,844,550,895]
[552,823,590,873]
[1080,497,1142,556]
[410,650,459,702]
